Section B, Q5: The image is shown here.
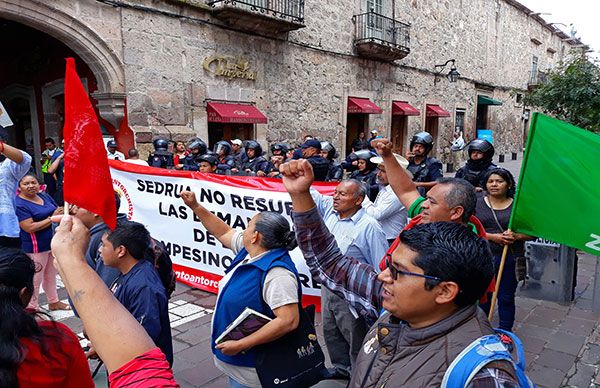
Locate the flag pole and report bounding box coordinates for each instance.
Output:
[64,201,69,216]
[488,242,510,321]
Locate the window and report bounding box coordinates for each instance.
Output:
[366,0,384,40]
[530,55,539,84]
[455,109,465,133]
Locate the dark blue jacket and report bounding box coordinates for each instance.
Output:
[112,260,173,365]
[211,247,299,367]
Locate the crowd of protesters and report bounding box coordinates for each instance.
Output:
[0,126,536,387]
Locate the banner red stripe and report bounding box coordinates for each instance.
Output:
[109,160,337,195]
[172,264,322,311]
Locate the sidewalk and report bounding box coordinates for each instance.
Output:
[47,151,600,387]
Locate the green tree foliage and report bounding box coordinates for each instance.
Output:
[524,56,600,132]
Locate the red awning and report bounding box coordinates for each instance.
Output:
[426,104,451,118]
[392,101,420,116]
[206,102,268,124]
[347,97,383,114]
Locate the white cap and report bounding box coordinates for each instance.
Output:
[231,139,243,146]
[370,153,410,169]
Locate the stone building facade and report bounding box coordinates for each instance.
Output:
[0,0,585,167]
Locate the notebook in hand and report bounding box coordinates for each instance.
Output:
[215,307,272,344]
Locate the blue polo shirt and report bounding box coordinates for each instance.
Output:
[15,192,57,253]
[110,260,173,365]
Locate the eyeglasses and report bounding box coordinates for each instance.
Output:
[385,254,442,283]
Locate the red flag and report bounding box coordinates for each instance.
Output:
[62,58,116,229]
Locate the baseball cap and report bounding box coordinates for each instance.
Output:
[231,139,243,146]
[300,139,322,150]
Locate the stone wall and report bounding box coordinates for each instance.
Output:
[1,0,582,160]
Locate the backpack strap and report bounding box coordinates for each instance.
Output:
[441,334,513,388]
[442,330,534,388]
[494,329,534,388]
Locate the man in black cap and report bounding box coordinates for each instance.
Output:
[299,138,329,181]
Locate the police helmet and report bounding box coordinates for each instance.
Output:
[409,132,434,153]
[106,140,117,148]
[353,149,377,171]
[197,153,218,166]
[153,138,169,151]
[320,141,336,160]
[214,140,232,156]
[468,139,494,161]
[271,143,289,156]
[245,140,263,157]
[187,138,208,155]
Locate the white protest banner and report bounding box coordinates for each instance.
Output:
[0,101,14,128]
[109,161,336,305]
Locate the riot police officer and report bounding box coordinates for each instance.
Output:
[406,132,443,196]
[182,138,208,171]
[299,139,329,181]
[270,143,289,161]
[214,141,236,175]
[320,141,343,182]
[147,138,174,169]
[241,140,270,176]
[455,139,497,190]
[349,149,379,201]
[197,153,218,174]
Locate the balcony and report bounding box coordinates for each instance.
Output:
[528,70,548,89]
[353,11,410,62]
[207,0,305,35]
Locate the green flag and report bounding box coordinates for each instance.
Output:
[509,113,600,255]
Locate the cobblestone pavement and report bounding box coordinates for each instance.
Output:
[40,152,600,387]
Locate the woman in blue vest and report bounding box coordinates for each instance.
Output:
[181,190,301,388]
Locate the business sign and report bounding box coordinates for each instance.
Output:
[203,55,257,81]
[109,161,336,305]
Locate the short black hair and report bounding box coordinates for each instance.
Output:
[436,177,476,223]
[44,138,55,144]
[106,220,150,261]
[114,191,122,215]
[400,222,494,307]
[128,148,139,158]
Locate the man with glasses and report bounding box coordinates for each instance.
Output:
[279,159,518,387]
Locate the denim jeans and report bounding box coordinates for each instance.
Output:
[481,254,518,331]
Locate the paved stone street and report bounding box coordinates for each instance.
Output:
[37,152,600,387]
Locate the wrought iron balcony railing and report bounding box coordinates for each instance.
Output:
[354,11,410,53]
[207,0,305,24]
[529,70,548,86]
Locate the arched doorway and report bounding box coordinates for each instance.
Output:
[0,19,100,173]
[0,1,130,171]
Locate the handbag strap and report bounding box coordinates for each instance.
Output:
[485,196,516,256]
[485,196,504,232]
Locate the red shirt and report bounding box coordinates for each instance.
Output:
[17,321,93,388]
[109,347,179,388]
